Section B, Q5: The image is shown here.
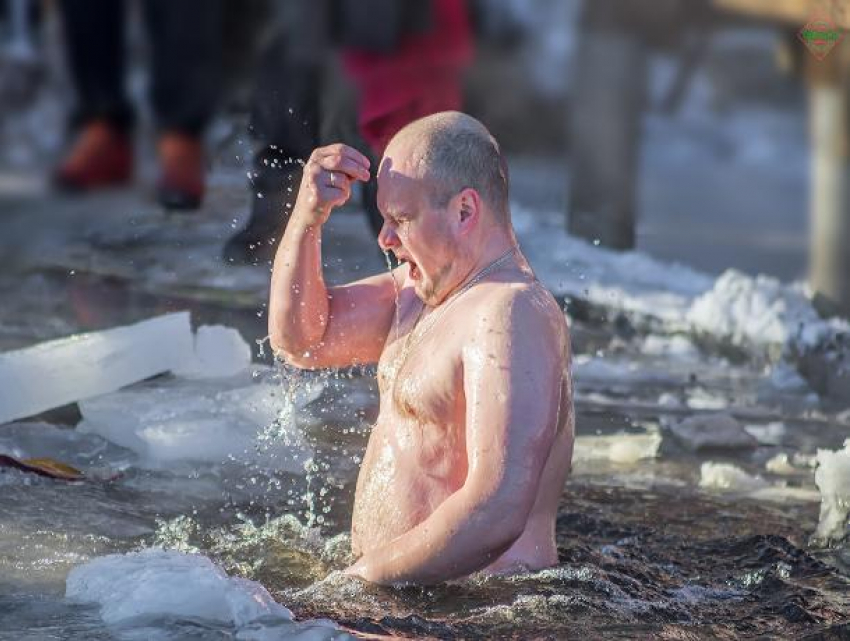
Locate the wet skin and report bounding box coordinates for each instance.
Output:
[269,139,574,585]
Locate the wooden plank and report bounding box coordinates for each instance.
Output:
[713,0,850,29]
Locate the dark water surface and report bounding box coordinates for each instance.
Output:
[1,217,849,639]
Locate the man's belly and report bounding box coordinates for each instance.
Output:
[351,419,462,555]
[351,412,572,572]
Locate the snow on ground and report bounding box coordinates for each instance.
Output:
[513,203,849,358]
[514,203,713,323]
[686,271,849,351]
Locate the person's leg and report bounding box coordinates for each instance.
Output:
[60,0,133,129]
[223,30,322,264]
[53,0,133,190]
[142,0,224,209]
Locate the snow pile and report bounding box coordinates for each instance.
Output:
[686,270,846,351]
[66,549,348,639]
[812,441,850,543]
[512,204,713,322]
[514,206,848,359]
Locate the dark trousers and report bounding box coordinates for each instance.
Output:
[60,0,223,135]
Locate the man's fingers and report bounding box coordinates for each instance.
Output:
[324,181,352,209]
[311,145,371,182]
[326,170,353,190]
[315,143,371,169]
[315,155,370,182]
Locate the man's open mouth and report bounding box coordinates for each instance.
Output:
[396,256,420,280]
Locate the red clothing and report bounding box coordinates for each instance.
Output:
[342,0,473,155]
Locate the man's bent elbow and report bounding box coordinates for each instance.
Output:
[269,328,316,369]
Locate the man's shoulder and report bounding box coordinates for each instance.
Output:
[467,279,565,335]
[479,278,560,314]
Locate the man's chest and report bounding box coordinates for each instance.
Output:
[376,331,464,425]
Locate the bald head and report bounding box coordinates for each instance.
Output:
[386,112,511,224]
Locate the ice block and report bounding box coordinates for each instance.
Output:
[0,312,194,424]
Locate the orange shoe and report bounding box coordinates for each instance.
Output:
[157,132,205,210]
[53,120,133,191]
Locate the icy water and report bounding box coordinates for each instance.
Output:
[2,301,850,640]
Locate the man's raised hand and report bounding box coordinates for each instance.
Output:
[296,144,371,225]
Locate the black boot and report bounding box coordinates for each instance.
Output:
[223,149,302,265]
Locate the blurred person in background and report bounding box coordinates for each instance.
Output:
[52,0,223,210]
[223,0,472,265]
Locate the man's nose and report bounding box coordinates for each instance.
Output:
[378,222,400,251]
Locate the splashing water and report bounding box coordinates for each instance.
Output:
[383,249,401,341]
[255,335,271,359]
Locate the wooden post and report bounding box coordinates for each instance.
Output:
[807,39,850,318]
[567,10,648,250]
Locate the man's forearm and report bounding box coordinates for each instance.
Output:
[268,214,330,358]
[348,488,526,585]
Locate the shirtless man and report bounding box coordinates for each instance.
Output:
[269,112,574,585]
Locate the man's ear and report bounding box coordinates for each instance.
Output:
[455,188,481,233]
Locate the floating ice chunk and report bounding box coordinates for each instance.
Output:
[0,421,136,478]
[77,371,320,472]
[175,325,252,379]
[812,442,850,543]
[641,335,698,359]
[765,453,796,475]
[0,312,194,424]
[793,452,818,468]
[573,431,661,464]
[667,413,757,452]
[699,462,767,492]
[685,390,729,410]
[744,422,786,446]
[66,549,290,625]
[573,356,641,381]
[657,392,681,407]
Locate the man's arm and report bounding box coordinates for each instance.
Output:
[269,144,398,369]
[345,289,567,584]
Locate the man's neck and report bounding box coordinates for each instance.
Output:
[433,233,517,307]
